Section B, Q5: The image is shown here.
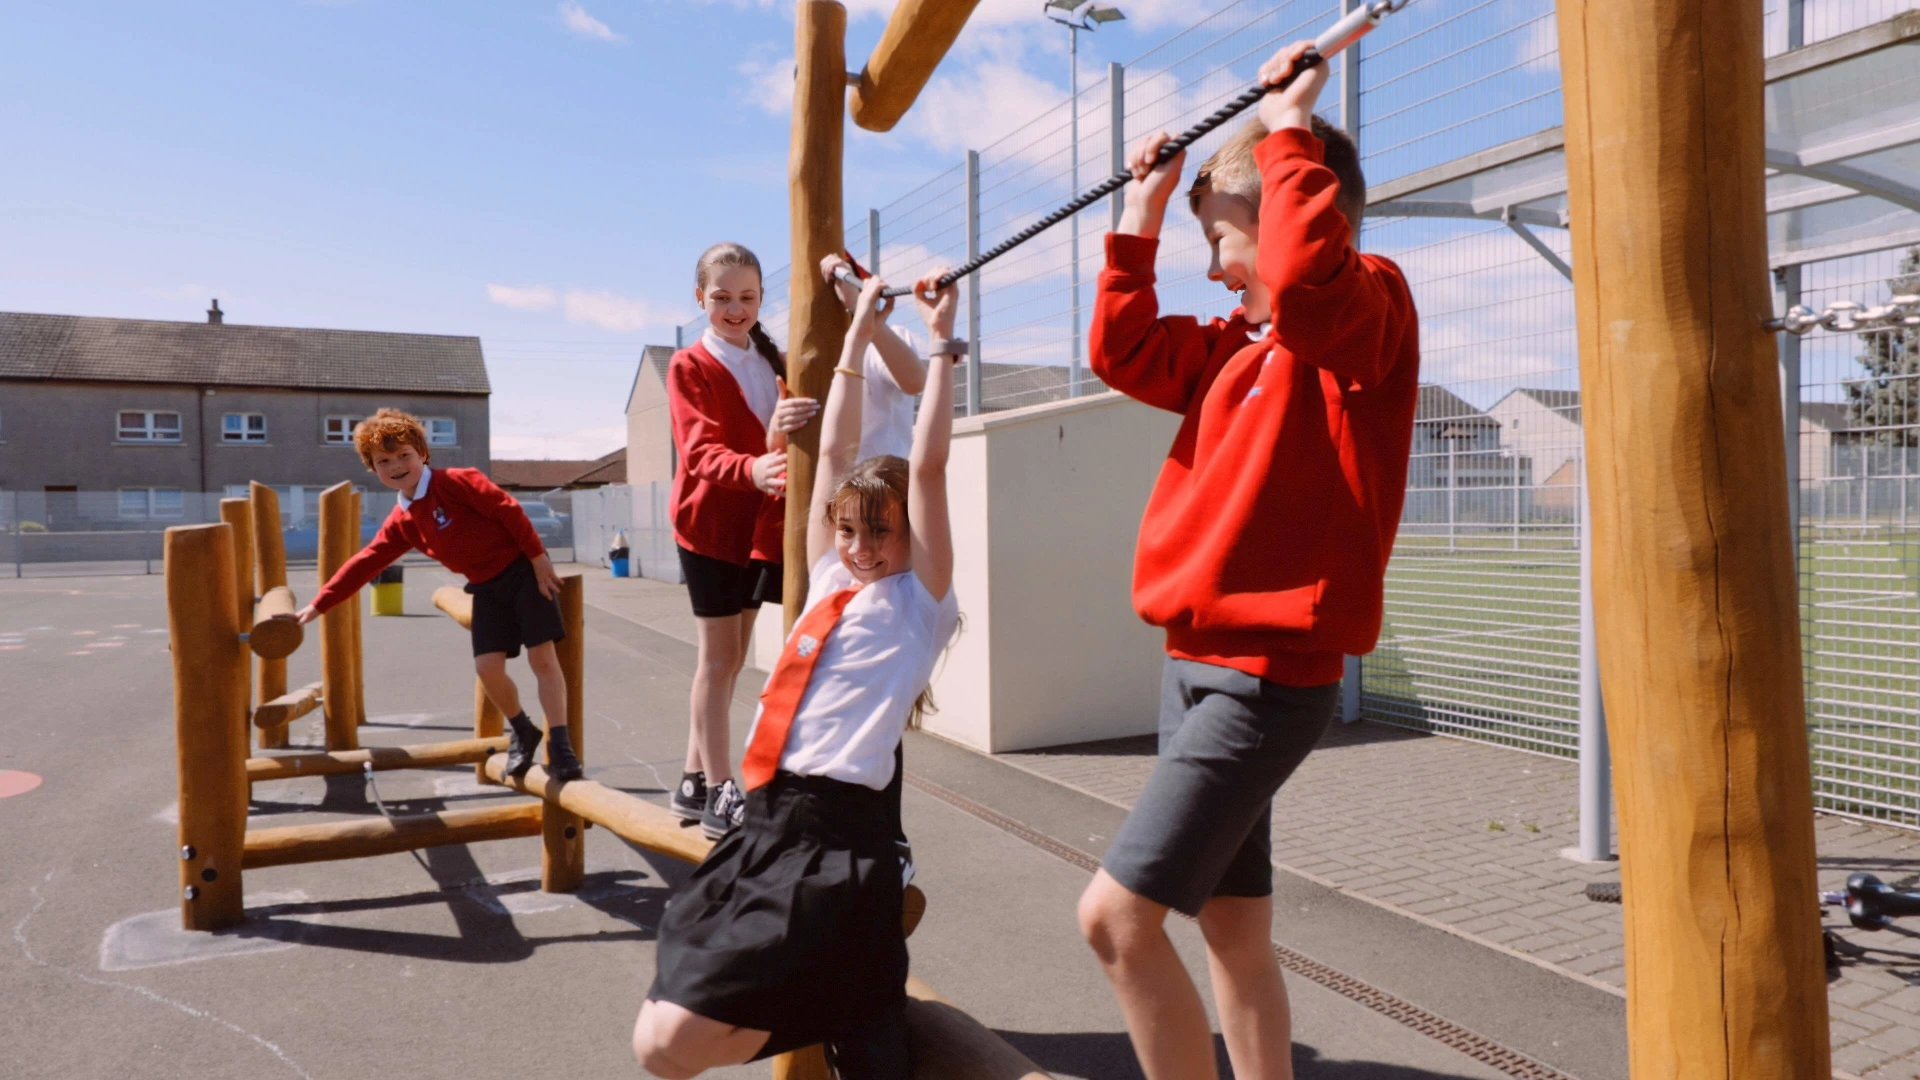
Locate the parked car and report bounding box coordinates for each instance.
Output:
[280,518,381,562]
[518,500,569,545]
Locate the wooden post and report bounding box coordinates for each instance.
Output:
[249,482,291,750]
[440,584,505,783]
[167,524,250,931]
[317,482,358,751]
[542,574,587,892]
[349,488,367,727]
[782,0,849,632]
[1555,0,1829,1075]
[847,0,985,133]
[771,1048,832,1080]
[219,498,255,736]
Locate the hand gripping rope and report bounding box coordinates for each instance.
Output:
[855,0,1413,299]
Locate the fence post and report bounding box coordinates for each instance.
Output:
[11,491,21,579]
[1572,467,1612,863]
[868,207,881,276]
[1109,61,1125,232]
[1340,656,1361,724]
[1340,0,1363,135]
[1776,266,1802,548]
[966,148,983,417]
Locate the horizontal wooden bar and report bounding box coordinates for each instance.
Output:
[246,735,509,781]
[243,801,542,869]
[432,585,473,630]
[904,975,1052,1079]
[252,681,322,730]
[482,756,712,865]
[848,0,984,132]
[249,586,303,659]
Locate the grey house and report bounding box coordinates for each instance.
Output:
[0,303,490,531]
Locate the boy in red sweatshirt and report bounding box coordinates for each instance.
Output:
[1075,42,1419,1079]
[293,409,582,782]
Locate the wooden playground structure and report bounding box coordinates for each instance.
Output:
[166,479,1053,1078]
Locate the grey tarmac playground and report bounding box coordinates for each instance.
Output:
[0,566,1627,1079]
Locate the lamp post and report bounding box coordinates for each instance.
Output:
[1044,0,1124,399]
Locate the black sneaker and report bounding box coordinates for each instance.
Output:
[545,726,583,783]
[896,839,916,888]
[504,714,543,780]
[670,771,707,823]
[702,779,745,841]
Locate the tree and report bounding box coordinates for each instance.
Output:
[1847,245,1920,447]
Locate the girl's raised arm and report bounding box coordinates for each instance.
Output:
[806,276,888,569]
[908,270,958,601]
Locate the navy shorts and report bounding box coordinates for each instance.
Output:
[1101,658,1337,917]
[464,556,565,659]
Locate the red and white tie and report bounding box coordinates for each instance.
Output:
[740,587,859,791]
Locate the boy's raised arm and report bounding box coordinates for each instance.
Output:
[305,513,412,618]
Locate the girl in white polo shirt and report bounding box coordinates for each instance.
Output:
[633,269,964,1079]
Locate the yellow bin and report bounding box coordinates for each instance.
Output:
[371,566,405,616]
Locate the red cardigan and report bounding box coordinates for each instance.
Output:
[1089,127,1421,687]
[667,339,784,566]
[311,467,546,614]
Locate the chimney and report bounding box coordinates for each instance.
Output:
[207,299,223,325]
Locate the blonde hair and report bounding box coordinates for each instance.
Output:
[822,455,947,730]
[352,408,430,470]
[1187,115,1366,231]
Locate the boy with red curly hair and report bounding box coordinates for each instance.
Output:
[294,408,582,781]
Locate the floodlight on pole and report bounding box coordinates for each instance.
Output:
[1041,0,1124,398]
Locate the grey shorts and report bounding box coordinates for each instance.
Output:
[1102,658,1338,917]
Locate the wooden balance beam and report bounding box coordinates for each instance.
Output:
[247,735,509,782]
[481,757,710,864]
[248,585,303,660]
[243,801,543,869]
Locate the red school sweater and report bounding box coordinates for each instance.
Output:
[310,467,547,614]
[667,340,785,566]
[1088,127,1421,687]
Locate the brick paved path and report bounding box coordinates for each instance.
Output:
[1004,720,1920,1079]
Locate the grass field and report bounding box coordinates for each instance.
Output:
[1361,524,1920,826]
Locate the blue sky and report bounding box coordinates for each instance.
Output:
[0,0,1234,460]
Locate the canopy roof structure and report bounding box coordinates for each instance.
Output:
[1364,11,1920,276]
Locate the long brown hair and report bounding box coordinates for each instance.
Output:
[695,242,786,380]
[822,454,956,730]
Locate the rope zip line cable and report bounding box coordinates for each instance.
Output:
[1770,295,1920,335]
[861,0,1413,300]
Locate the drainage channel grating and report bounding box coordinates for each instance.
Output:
[905,771,1579,1080]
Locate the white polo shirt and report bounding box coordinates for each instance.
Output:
[701,327,780,429]
[858,326,919,462]
[751,553,961,790]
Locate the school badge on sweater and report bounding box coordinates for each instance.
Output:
[740,587,859,790]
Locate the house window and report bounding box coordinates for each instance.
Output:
[120,487,185,519]
[427,417,458,446]
[324,415,364,445]
[222,413,268,443]
[118,410,183,442]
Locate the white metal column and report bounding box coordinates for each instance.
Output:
[1776,265,1803,536]
[966,149,983,417]
[1109,61,1125,232]
[1340,0,1362,135]
[868,207,881,277]
[1572,468,1613,862]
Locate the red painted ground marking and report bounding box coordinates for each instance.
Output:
[0,772,43,799]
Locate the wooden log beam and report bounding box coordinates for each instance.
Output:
[250,482,291,751]
[167,523,250,931]
[433,585,474,629]
[482,757,713,864]
[252,680,323,730]
[543,575,587,892]
[848,0,984,133]
[1556,0,1829,1074]
[783,0,850,631]
[317,481,359,751]
[349,488,367,727]
[473,677,503,785]
[248,586,303,660]
[903,976,1052,1080]
[245,734,508,782]
[243,801,543,870]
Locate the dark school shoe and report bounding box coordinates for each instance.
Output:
[897,839,916,888]
[504,716,543,779]
[702,779,745,841]
[824,1009,911,1080]
[545,726,584,783]
[670,771,708,823]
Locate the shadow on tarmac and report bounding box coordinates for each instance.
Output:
[999,1030,1493,1079]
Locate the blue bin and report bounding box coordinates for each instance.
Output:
[610,556,630,578]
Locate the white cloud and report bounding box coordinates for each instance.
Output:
[558,1,626,43]
[563,290,679,333]
[737,50,794,114]
[486,283,559,311]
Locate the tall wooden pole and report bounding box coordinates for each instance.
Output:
[218,498,255,743]
[317,482,358,751]
[1556,0,1829,1075]
[542,575,587,893]
[349,488,367,728]
[250,483,290,750]
[167,523,250,931]
[847,0,985,132]
[782,0,849,632]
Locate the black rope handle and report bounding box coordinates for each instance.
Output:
[870,0,1407,299]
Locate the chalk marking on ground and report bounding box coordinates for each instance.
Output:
[12,872,316,1080]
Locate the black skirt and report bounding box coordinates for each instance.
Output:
[649,773,907,1059]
